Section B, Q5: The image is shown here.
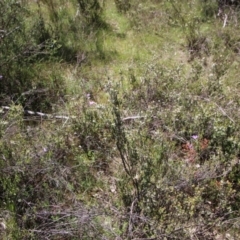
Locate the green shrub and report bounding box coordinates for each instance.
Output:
[108,58,240,237]
[114,0,131,13]
[0,103,109,239]
[77,0,106,26]
[200,0,219,19]
[0,1,66,111]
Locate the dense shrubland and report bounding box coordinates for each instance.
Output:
[1,0,240,239]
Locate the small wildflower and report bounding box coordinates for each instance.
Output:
[89,100,97,105]
[192,135,198,140]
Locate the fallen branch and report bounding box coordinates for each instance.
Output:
[1,106,145,123]
[1,106,70,120]
[122,115,146,122]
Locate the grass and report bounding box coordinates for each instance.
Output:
[1,0,240,239]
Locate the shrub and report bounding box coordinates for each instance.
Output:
[114,0,131,13]
[77,0,106,26]
[108,60,240,238]
[0,102,111,239]
[0,1,65,111]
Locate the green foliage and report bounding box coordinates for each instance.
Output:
[114,0,131,13]
[77,0,105,26]
[108,57,240,237]
[0,0,65,111]
[72,101,113,172]
[1,0,240,239]
[0,1,32,97]
[0,104,108,239]
[200,0,218,18]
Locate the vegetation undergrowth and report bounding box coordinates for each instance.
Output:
[1,0,240,239]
